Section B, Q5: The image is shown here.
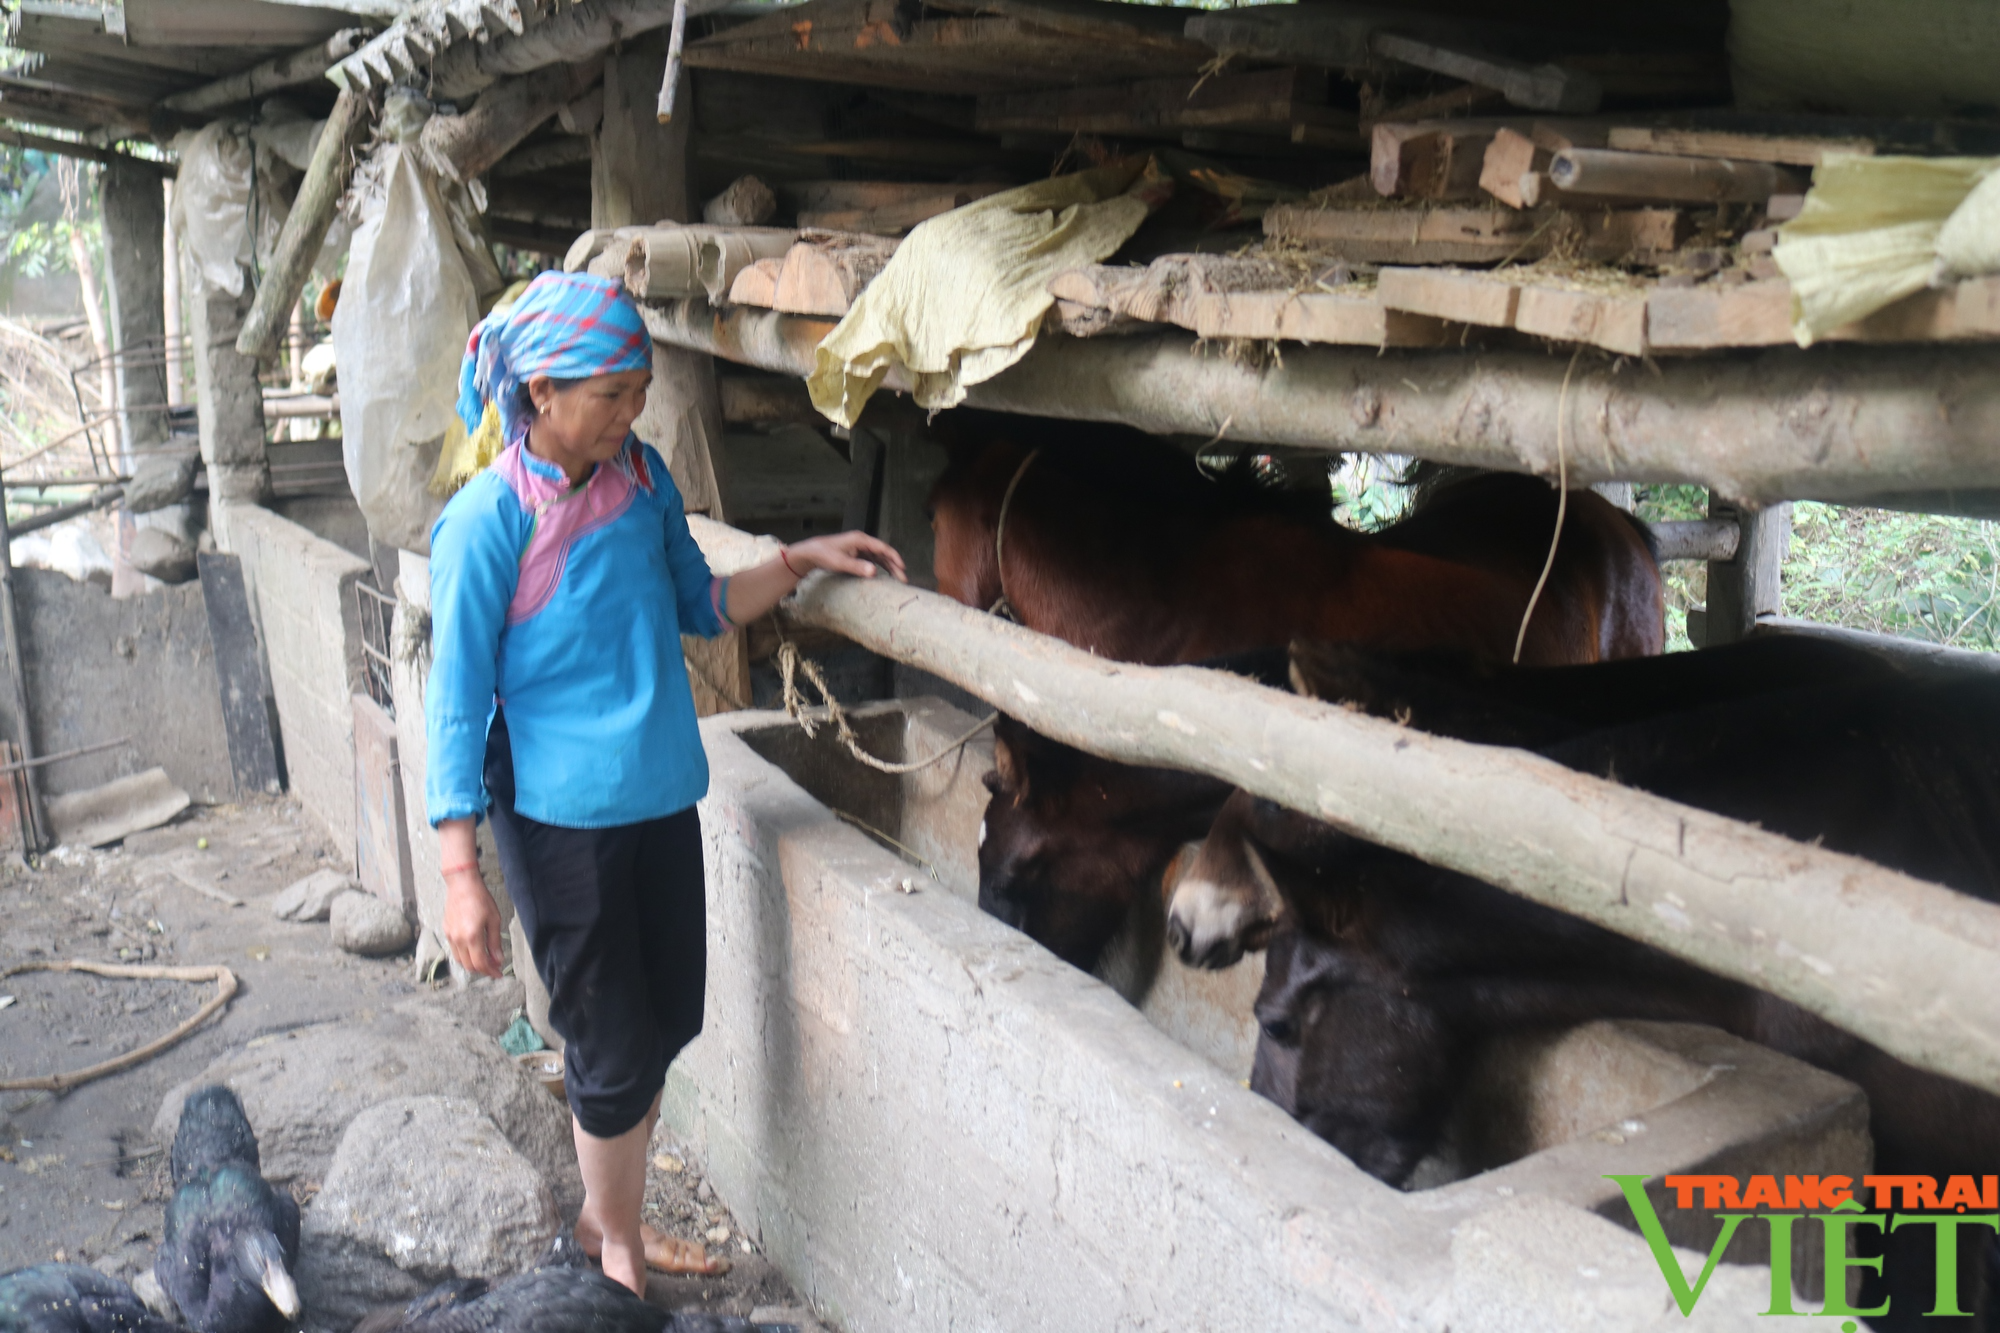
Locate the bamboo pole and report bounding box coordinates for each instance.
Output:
[638,297,2000,506]
[162,29,373,115]
[236,90,373,361]
[689,514,2000,1098]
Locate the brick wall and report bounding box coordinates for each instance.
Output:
[222,503,370,861]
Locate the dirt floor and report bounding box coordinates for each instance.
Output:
[0,795,823,1329]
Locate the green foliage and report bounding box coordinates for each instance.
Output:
[1785,502,2000,651]
[1637,486,2000,654]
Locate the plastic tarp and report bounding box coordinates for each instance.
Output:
[807,158,1169,428]
[1772,153,1998,345]
[171,122,254,297]
[335,136,484,553]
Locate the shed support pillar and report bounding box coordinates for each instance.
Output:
[103,158,199,594]
[190,272,271,547]
[1696,497,1792,646]
[595,40,747,717]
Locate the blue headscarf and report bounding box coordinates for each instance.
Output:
[456,271,652,440]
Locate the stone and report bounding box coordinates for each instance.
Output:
[330,891,414,956]
[122,444,199,514]
[125,526,195,583]
[409,974,525,1039]
[271,868,359,922]
[152,1005,583,1219]
[295,1096,558,1332]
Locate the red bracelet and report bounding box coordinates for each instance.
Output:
[779,546,803,579]
[441,861,481,878]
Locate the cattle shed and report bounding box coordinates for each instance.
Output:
[2,0,1998,1329]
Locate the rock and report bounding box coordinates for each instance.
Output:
[125,527,195,583]
[295,1096,558,1332]
[153,1005,583,1219]
[330,891,414,956]
[122,445,199,514]
[271,868,359,922]
[406,974,525,1039]
[703,174,776,227]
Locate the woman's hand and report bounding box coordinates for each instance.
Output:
[724,530,906,627]
[783,531,908,583]
[438,817,505,979]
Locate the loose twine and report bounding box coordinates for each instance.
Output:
[1513,347,1582,664]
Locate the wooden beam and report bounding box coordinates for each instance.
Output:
[636,297,2000,505]
[1263,203,1687,265]
[975,67,1339,139]
[235,89,374,362]
[688,513,2000,1100]
[1606,126,1874,168]
[420,58,604,185]
[0,125,170,175]
[161,28,374,115]
[1698,501,1791,646]
[1371,32,1601,114]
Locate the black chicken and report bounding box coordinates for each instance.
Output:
[353,1234,797,1333]
[0,1262,178,1333]
[153,1086,300,1333]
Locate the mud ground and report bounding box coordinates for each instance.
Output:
[0,796,821,1328]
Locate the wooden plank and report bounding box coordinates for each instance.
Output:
[1377,267,1520,327]
[1515,284,1649,356]
[1479,127,1548,208]
[196,553,285,798]
[974,67,1334,138]
[1645,280,1794,349]
[1372,120,1511,201]
[1263,204,1686,265]
[1371,32,1601,114]
[1550,147,1807,204]
[1187,290,1454,347]
[798,182,1006,234]
[352,693,416,920]
[1607,126,1875,168]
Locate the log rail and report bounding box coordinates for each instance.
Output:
[641,297,2000,508]
[691,515,2000,1099]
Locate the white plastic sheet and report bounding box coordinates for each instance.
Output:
[334,140,481,553]
[171,122,253,297]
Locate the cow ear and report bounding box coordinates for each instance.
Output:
[991,735,1027,803]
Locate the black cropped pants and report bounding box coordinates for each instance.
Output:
[484,712,707,1138]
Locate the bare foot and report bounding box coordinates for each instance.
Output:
[574,1218,731,1276]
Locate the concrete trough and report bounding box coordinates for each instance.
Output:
[670,699,1872,1332]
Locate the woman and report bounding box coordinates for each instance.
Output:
[426,271,903,1295]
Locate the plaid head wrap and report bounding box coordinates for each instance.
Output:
[456,271,652,439]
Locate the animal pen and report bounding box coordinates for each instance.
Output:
[3,0,1999,1329]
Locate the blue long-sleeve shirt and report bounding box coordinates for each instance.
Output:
[424,433,724,829]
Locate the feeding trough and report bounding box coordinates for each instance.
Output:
[667,697,1867,1332]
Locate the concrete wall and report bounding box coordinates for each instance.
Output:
[674,702,1867,1333]
[223,503,369,861]
[4,567,234,803]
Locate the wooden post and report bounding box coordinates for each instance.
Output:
[1698,498,1791,646]
[236,89,372,361]
[162,180,184,408]
[596,40,747,714]
[0,498,48,855]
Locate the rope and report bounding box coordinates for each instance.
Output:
[1514,347,1581,664]
[986,446,1041,622]
[775,640,997,774]
[684,651,750,713]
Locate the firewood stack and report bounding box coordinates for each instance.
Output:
[560,0,2000,356]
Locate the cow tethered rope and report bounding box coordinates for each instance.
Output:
[986,447,1041,622]
[0,960,238,1093]
[775,640,997,774]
